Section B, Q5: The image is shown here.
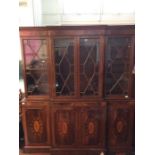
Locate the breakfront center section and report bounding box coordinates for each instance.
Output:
[20,25,135,155]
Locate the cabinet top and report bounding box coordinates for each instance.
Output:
[19,25,135,37]
[19,25,135,31]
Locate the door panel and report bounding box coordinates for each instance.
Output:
[79,102,106,147]
[53,107,76,146]
[23,104,50,145]
[108,102,132,149]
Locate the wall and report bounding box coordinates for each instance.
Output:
[41,0,135,25]
[19,0,34,26]
[19,0,135,26]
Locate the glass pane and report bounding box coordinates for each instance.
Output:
[26,69,49,95]
[23,39,49,95]
[23,39,48,69]
[54,39,75,96]
[105,37,131,97]
[80,38,99,96]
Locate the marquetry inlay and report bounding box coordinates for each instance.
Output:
[31,118,43,136]
[116,121,124,133]
[88,121,95,135]
[58,121,68,136]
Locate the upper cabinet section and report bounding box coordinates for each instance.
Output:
[20,25,135,99]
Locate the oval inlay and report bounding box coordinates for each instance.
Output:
[61,122,68,135]
[116,121,124,133]
[88,122,95,134]
[33,120,40,133]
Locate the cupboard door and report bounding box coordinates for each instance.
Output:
[22,38,49,96]
[79,38,100,96]
[53,38,76,96]
[53,107,76,146]
[104,36,133,99]
[79,103,106,146]
[23,104,50,145]
[108,102,132,149]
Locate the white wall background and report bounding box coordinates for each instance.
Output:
[19,0,135,26]
[19,0,34,26]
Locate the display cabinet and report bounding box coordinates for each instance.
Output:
[20,25,135,155]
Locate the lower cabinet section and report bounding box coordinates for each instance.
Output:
[21,100,134,155]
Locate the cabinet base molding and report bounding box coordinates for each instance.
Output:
[51,148,106,155]
[23,147,135,155]
[108,151,135,155]
[23,146,51,153]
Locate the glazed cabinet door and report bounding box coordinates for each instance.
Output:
[104,36,134,99]
[79,37,102,97]
[78,102,106,147]
[21,38,50,96]
[53,38,76,97]
[107,102,133,150]
[22,103,50,147]
[52,104,77,146]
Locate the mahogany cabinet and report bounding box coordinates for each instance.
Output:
[20,25,135,155]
